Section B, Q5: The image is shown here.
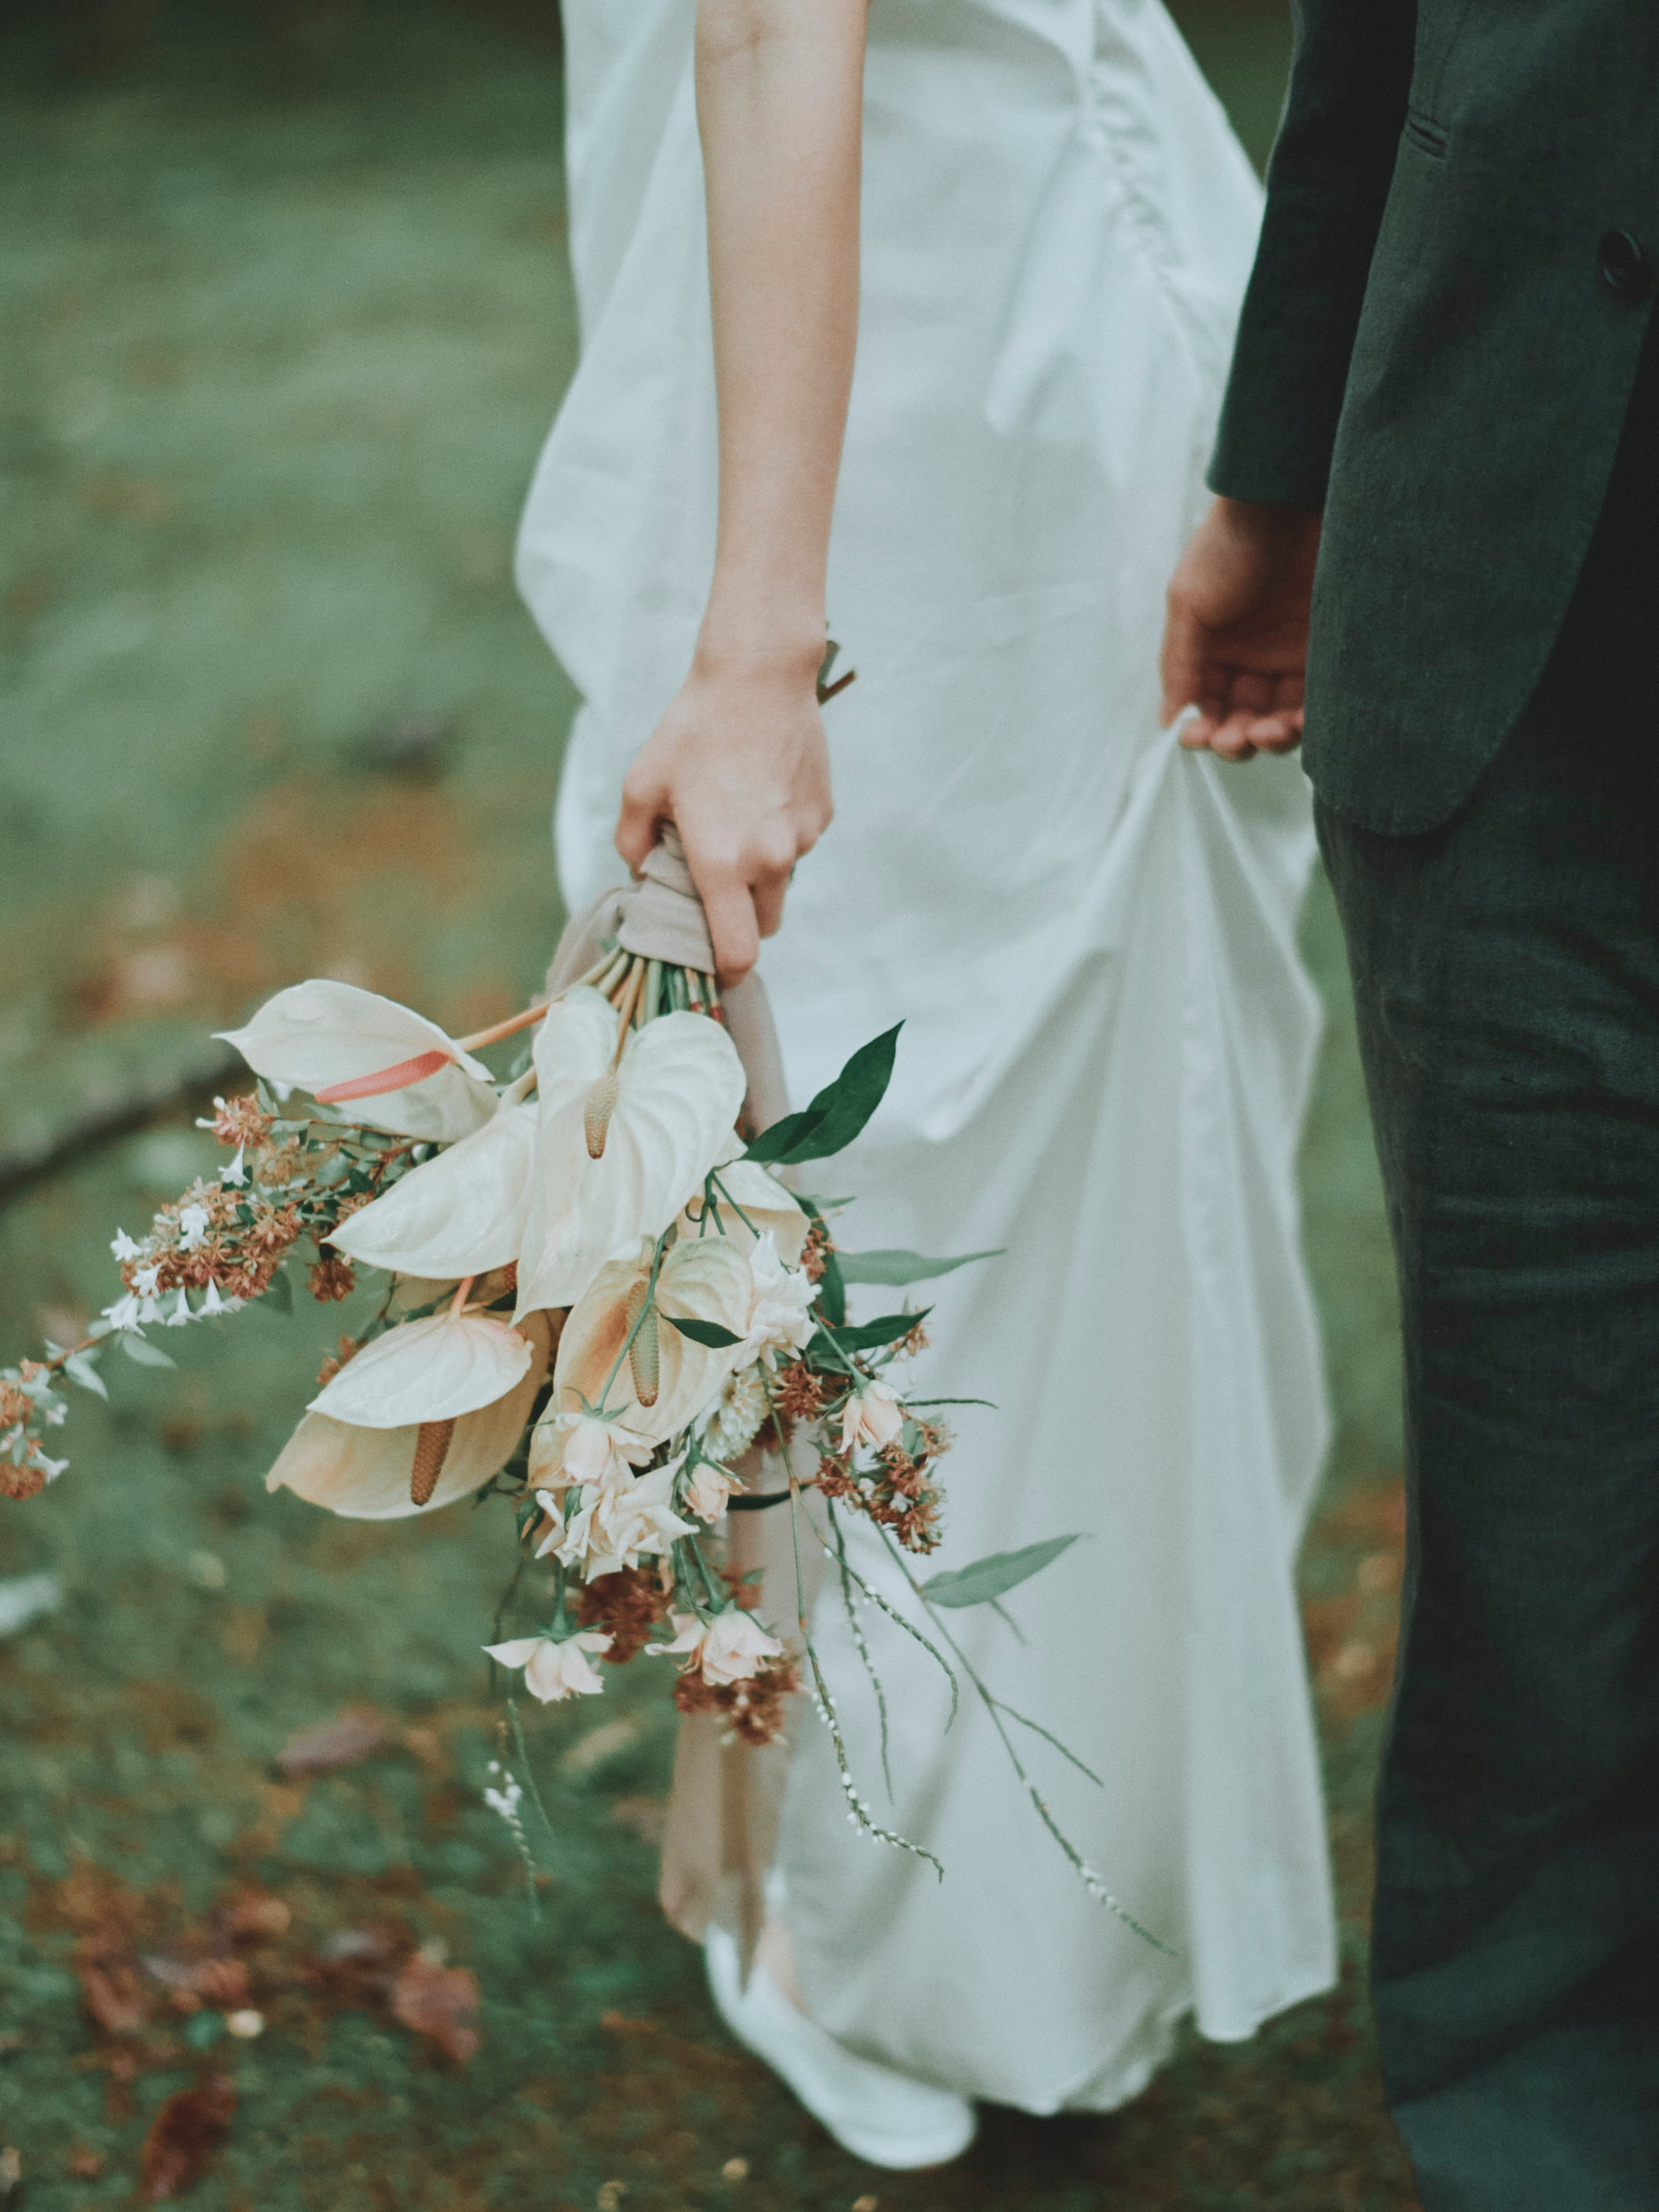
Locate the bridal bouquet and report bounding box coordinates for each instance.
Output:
[2,841,1155,1937]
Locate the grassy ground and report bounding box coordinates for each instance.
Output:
[0,4,1416,2205]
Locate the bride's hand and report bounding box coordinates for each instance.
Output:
[615,643,834,985]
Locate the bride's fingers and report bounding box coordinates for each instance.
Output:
[616,772,667,872]
[701,878,762,986]
[751,868,789,940]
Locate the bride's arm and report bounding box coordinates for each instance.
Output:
[614,0,869,983]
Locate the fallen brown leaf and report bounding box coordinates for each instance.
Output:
[142,1953,250,2012]
[389,1953,480,2066]
[78,1959,153,2038]
[275,1708,392,1778]
[138,2072,235,2201]
[216,1890,291,1945]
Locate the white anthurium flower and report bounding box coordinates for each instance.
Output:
[513,989,748,1318]
[841,1379,905,1455]
[546,1454,696,1578]
[740,1233,817,1364]
[309,1309,534,1428]
[682,1159,810,1267]
[219,979,497,1141]
[648,1608,785,1686]
[329,1099,538,1280]
[537,1233,754,1457]
[483,1629,611,1702]
[266,1312,552,1519]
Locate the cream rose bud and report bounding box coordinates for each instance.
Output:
[699,1609,786,1686]
[841,1379,905,1455]
[484,1629,611,1702]
[683,1459,735,1523]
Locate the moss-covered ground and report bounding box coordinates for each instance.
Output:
[0,4,1417,2203]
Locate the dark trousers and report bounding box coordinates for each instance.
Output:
[1320,680,1659,2208]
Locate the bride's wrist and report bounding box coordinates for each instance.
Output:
[693,600,826,689]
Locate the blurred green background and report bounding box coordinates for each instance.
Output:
[0,4,1411,2207]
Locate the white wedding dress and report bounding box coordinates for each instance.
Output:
[517,0,1338,2115]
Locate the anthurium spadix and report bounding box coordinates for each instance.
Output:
[266,1311,552,1518]
[219,980,497,1141]
[513,987,748,1318]
[526,1234,751,1491]
[329,1101,538,1279]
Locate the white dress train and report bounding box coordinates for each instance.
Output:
[517,0,1338,2115]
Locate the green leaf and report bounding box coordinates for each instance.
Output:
[743,1025,902,1166]
[664,1315,743,1349]
[63,1352,108,1400]
[814,1244,847,1330]
[118,1332,176,1370]
[831,1309,927,1354]
[836,1246,1001,1287]
[264,1266,294,1316]
[919,1533,1081,1609]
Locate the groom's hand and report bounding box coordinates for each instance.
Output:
[1160,497,1322,762]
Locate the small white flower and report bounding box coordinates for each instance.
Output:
[31,1451,69,1483]
[198,1280,241,1317]
[741,1233,815,1364]
[483,1629,612,1702]
[164,1288,196,1327]
[101,1294,144,1333]
[220,1146,248,1187]
[700,1365,769,1463]
[132,1264,162,1298]
[177,1203,211,1251]
[111,1230,142,1262]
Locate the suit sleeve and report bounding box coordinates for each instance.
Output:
[1208,0,1417,510]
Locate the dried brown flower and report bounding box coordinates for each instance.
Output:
[576,1568,668,1663]
[0,1458,47,1502]
[210,1094,273,1149]
[307,1254,357,1304]
[772,1361,826,1425]
[801,1217,832,1284]
[672,1654,800,1746]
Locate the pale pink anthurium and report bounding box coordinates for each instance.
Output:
[219,979,497,1141]
[527,1233,754,1492]
[328,1094,537,1279]
[513,988,748,1318]
[482,1630,611,1702]
[265,1310,551,1519]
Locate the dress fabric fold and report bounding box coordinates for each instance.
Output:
[517,0,1339,2112]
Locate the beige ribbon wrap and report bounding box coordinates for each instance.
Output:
[544,826,813,1965]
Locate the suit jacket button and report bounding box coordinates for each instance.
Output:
[1598,229,1655,298]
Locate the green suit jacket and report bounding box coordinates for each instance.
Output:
[1210,0,1659,834]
